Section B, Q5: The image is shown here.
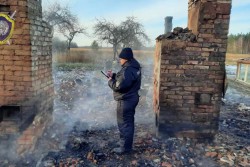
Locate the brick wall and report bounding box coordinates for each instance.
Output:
[0,0,53,153]
[154,0,232,138]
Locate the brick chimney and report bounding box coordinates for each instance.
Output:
[154,0,232,138]
[0,0,53,153]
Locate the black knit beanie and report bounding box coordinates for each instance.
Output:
[119,48,133,60]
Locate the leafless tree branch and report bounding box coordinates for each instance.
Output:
[43,2,87,56]
[94,17,150,60]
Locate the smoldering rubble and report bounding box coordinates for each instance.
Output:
[0,63,250,167]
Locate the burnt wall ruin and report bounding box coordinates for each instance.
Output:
[154,0,232,138]
[0,0,53,154]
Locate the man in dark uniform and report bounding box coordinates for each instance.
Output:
[107,48,141,154]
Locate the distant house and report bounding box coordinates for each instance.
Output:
[236,58,250,85]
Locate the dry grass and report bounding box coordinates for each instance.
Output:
[53,48,154,65]
[53,48,249,66]
[53,49,109,63]
[226,53,250,65]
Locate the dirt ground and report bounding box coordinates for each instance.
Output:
[0,66,249,167]
[36,84,250,167]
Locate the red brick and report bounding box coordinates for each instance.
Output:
[15,50,31,56]
[1,50,15,55]
[180,65,194,69]
[0,60,13,65]
[197,105,214,109]
[187,61,199,65]
[199,34,214,38]
[184,87,199,91]
[22,127,35,135]
[168,95,183,100]
[185,100,195,104]
[200,87,215,92]
[169,70,184,74]
[183,96,195,100]
[166,65,177,69]
[202,48,215,52]
[215,79,223,83]
[217,3,231,15]
[222,15,230,19]
[194,66,209,70]
[186,47,202,51]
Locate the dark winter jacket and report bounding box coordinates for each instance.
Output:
[108,59,141,101]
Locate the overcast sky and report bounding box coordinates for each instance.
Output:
[42,0,250,47]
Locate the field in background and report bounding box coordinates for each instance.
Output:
[53,48,154,65]
[53,48,111,63]
[53,48,250,66]
[226,53,250,65]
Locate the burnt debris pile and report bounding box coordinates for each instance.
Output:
[38,119,250,167]
[1,63,250,167]
[156,27,197,42]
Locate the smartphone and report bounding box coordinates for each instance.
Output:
[101,71,109,78]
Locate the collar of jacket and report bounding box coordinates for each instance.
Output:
[122,59,132,67]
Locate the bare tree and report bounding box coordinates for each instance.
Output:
[43,2,86,56]
[94,17,150,60]
[58,23,85,55]
[120,17,150,48]
[94,19,122,60]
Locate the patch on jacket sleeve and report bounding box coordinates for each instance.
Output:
[116,81,120,88]
[137,70,140,76]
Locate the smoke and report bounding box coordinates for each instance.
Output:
[0,53,155,164]
[51,55,155,133]
[28,60,151,163]
[66,70,118,130]
[0,136,19,162]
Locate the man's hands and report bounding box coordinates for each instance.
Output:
[107,70,113,77]
[107,70,113,80]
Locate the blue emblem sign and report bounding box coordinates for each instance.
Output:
[0,13,15,45]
